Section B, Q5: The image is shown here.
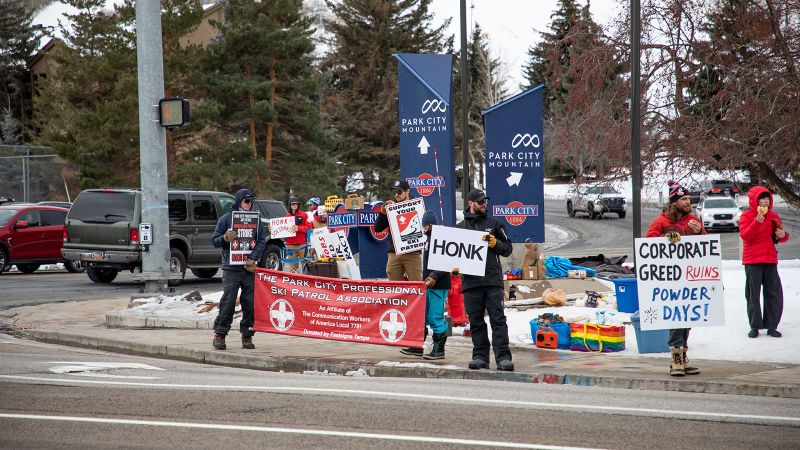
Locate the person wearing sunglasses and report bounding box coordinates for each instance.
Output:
[373,179,423,282]
[457,189,514,372]
[211,188,266,351]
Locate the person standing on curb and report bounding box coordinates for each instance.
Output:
[740,186,789,339]
[646,181,706,376]
[373,180,423,281]
[211,189,266,350]
[285,196,311,272]
[399,210,451,359]
[457,189,514,371]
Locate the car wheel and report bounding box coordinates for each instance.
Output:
[618,211,626,219]
[566,202,576,217]
[168,248,187,287]
[588,203,598,220]
[0,248,8,274]
[87,266,118,283]
[16,263,40,274]
[190,268,218,279]
[259,243,282,270]
[65,259,86,273]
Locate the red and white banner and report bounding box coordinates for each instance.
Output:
[253,269,425,347]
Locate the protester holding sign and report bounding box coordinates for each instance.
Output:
[646,181,706,377]
[310,205,328,230]
[211,188,266,351]
[284,196,311,272]
[740,186,790,339]
[374,180,423,281]
[457,189,514,371]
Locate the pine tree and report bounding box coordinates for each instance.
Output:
[1,108,20,145]
[321,0,451,197]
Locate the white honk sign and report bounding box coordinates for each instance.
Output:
[426,225,488,277]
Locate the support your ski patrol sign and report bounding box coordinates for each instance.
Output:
[253,269,425,347]
[386,198,426,255]
[634,234,725,330]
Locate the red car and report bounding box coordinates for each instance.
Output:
[0,204,85,274]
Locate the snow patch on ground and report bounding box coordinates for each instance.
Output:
[376,361,462,370]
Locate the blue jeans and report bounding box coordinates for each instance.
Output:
[425,289,448,334]
[213,269,255,337]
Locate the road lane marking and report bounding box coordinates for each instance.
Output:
[0,413,600,450]
[1,375,798,426]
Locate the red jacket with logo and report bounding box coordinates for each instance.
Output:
[285,211,310,245]
[739,186,790,264]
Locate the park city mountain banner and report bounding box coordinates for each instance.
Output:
[482,85,545,243]
[253,269,425,347]
[395,53,456,227]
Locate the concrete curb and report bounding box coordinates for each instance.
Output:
[17,329,800,399]
[105,313,214,330]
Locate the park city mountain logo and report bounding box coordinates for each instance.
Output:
[379,309,407,343]
[406,173,445,197]
[511,133,541,148]
[269,299,295,331]
[493,201,539,226]
[421,99,447,114]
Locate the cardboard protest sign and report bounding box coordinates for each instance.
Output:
[269,216,295,239]
[229,211,260,265]
[310,227,330,258]
[634,234,725,330]
[427,225,488,276]
[386,198,426,255]
[254,269,425,347]
[314,229,353,260]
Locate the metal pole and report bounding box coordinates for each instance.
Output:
[24,147,30,202]
[459,0,470,202]
[631,0,642,242]
[135,0,171,293]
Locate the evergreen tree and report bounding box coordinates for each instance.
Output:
[1,108,20,145]
[321,0,451,196]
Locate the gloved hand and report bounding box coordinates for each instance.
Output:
[425,277,435,288]
[451,267,460,276]
[223,229,237,242]
[244,259,257,273]
[483,233,497,248]
[665,231,681,243]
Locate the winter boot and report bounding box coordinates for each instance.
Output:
[682,346,700,375]
[468,358,490,370]
[400,327,427,357]
[212,333,226,350]
[241,336,255,349]
[423,333,447,360]
[669,346,685,377]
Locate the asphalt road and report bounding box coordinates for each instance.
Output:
[1,337,799,449]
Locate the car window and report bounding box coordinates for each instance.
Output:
[705,198,737,208]
[218,196,234,216]
[0,209,19,226]
[168,194,188,221]
[192,195,217,221]
[69,191,136,223]
[255,201,287,218]
[41,210,67,226]
[18,210,42,227]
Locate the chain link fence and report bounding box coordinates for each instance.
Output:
[0,145,76,203]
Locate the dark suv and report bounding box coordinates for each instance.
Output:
[688,179,740,203]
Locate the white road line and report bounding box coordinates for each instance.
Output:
[0,413,600,450]
[1,375,798,426]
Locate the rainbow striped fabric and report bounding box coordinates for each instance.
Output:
[569,323,626,352]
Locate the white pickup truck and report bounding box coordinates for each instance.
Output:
[566,184,628,219]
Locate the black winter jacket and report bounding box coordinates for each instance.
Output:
[456,210,512,291]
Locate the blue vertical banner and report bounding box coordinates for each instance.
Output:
[482,86,545,243]
[395,53,456,226]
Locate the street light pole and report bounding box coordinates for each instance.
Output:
[631,0,642,242]
[459,0,470,202]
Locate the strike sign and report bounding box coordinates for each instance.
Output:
[229,211,260,265]
[386,198,426,255]
[426,225,488,276]
[634,235,725,330]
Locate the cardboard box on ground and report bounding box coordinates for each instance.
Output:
[521,243,546,280]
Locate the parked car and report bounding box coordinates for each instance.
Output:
[0,204,85,274]
[688,179,740,203]
[696,196,741,232]
[38,201,73,209]
[252,199,289,270]
[0,197,15,206]
[61,188,236,285]
[566,184,628,219]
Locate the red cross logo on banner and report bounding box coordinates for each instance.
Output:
[397,211,417,234]
[269,299,295,331]
[379,309,407,342]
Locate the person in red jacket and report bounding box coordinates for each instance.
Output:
[739,186,790,338]
[646,181,706,377]
[284,196,310,272]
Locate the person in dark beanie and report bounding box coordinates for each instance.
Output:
[400,210,451,359]
[374,179,423,281]
[284,196,310,272]
[740,186,789,338]
[646,180,706,376]
[457,189,514,371]
[211,189,266,350]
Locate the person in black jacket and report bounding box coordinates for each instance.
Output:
[400,210,451,359]
[457,189,514,371]
[373,180,423,281]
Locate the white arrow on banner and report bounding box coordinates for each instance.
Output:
[506,172,523,187]
[418,136,430,154]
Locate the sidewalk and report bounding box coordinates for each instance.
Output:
[2,298,799,399]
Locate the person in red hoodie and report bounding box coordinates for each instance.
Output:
[739,186,790,338]
[646,181,706,377]
[284,196,310,272]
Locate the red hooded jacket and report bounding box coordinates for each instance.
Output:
[285,210,311,245]
[739,186,790,264]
